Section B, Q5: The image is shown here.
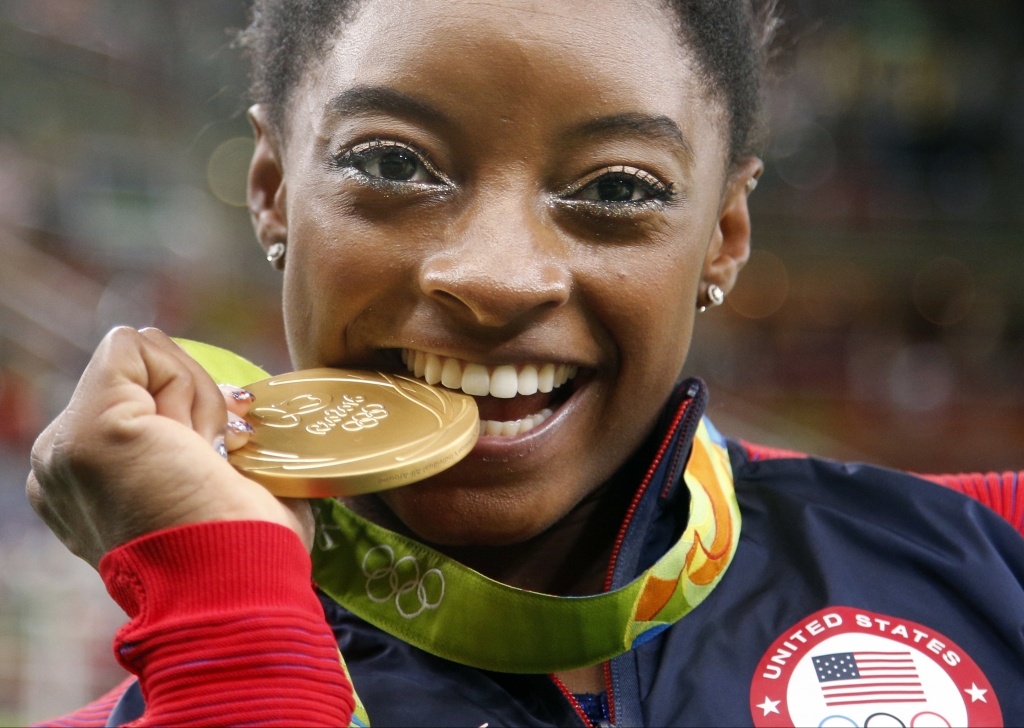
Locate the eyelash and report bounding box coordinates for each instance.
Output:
[331,140,675,211]
[331,139,452,189]
[556,166,676,210]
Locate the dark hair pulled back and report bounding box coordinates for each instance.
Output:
[238,0,780,170]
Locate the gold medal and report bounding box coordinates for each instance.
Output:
[229,369,479,497]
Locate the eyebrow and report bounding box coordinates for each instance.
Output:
[326,87,693,163]
[326,85,450,128]
[570,113,694,162]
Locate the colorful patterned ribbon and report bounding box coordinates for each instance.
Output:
[311,418,739,673]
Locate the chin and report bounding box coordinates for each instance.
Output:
[379,474,563,547]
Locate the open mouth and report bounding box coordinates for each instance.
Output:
[401,348,582,438]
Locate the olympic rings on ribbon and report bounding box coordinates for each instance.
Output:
[362,545,445,619]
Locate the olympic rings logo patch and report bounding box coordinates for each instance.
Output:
[362,545,445,619]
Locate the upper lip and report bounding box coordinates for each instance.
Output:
[410,353,579,368]
[390,345,589,369]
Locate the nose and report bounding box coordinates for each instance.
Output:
[419,193,571,328]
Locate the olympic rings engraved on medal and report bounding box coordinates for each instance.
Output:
[306,398,389,436]
[361,545,445,619]
[341,403,389,432]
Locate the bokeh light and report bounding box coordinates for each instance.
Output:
[726,250,789,319]
[207,137,255,208]
[887,343,955,412]
[771,123,838,191]
[795,261,875,328]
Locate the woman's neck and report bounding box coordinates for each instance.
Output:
[435,476,636,595]
[344,430,658,596]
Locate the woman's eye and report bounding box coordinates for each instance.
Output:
[565,167,673,205]
[359,148,431,182]
[334,141,446,186]
[582,175,646,202]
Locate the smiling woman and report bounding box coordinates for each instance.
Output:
[26,1,1024,727]
[241,0,762,562]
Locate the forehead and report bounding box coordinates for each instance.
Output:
[288,0,725,160]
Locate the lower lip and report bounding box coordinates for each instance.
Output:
[466,374,592,457]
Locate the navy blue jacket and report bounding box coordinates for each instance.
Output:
[107,381,1024,727]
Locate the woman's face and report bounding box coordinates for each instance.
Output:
[249,0,755,546]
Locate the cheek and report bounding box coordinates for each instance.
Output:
[282,191,409,367]
[580,239,704,386]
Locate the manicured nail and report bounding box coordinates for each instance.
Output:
[219,384,255,403]
[213,435,228,459]
[226,417,254,435]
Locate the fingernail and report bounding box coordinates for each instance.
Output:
[213,435,228,459]
[231,389,255,403]
[220,385,255,403]
[226,417,254,435]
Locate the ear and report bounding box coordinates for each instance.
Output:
[247,104,288,256]
[699,157,763,305]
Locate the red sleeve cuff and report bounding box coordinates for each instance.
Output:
[100,520,354,727]
[99,520,322,623]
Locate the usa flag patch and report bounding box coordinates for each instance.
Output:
[813,651,925,707]
[750,607,1001,727]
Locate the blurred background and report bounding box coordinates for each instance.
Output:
[0,0,1022,722]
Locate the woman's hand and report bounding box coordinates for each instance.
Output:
[26,327,314,568]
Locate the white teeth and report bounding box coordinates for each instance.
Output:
[438,358,458,391]
[484,419,504,436]
[477,407,554,438]
[461,363,490,396]
[517,365,538,395]
[424,354,442,385]
[441,357,463,389]
[401,349,578,400]
[537,363,555,393]
[489,365,518,399]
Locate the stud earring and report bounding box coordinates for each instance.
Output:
[745,177,758,194]
[699,283,725,313]
[266,242,286,270]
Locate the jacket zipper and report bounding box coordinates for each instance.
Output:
[549,673,595,727]
[600,387,700,726]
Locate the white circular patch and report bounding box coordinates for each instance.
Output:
[750,607,1001,727]
[786,632,965,727]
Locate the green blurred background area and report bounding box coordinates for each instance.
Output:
[0,0,1022,722]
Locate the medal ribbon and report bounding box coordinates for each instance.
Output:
[311,419,739,673]
[181,338,741,674]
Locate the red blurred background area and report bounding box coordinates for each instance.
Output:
[0,0,1022,722]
